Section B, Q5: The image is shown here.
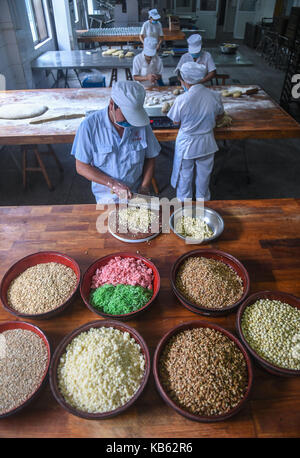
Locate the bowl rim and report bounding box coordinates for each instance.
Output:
[236,290,300,376]
[0,320,51,418]
[169,206,224,243]
[170,248,250,314]
[0,251,81,320]
[153,319,253,422]
[49,319,151,419]
[80,251,160,319]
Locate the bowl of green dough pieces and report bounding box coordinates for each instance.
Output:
[80,252,160,320]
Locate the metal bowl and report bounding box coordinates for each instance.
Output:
[220,43,239,54]
[169,206,224,244]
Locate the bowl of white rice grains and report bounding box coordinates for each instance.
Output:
[49,320,151,419]
[0,251,81,320]
[169,204,224,244]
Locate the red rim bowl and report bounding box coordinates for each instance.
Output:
[236,290,300,377]
[170,248,250,317]
[49,319,151,419]
[0,251,81,320]
[153,320,253,422]
[0,321,51,418]
[80,252,160,320]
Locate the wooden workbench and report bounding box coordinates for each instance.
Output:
[0,86,300,146]
[0,198,299,438]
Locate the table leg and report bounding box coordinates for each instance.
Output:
[152,177,159,194]
[125,68,133,81]
[109,68,118,87]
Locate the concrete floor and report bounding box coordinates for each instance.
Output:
[0,37,300,206]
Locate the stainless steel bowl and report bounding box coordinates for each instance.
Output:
[169,206,224,244]
[220,43,239,54]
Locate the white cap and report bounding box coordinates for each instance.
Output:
[187,34,202,54]
[143,36,158,57]
[180,62,207,84]
[148,8,160,20]
[111,81,149,127]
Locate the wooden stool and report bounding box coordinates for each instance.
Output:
[22,144,63,191]
[125,68,133,81]
[151,177,159,194]
[109,68,118,87]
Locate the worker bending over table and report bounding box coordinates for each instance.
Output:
[175,34,216,85]
[167,62,224,201]
[71,81,161,204]
[140,8,164,51]
[133,37,164,87]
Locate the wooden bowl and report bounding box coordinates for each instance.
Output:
[170,249,250,317]
[236,291,300,377]
[0,251,81,320]
[0,321,51,418]
[80,252,160,321]
[49,319,151,419]
[153,320,253,422]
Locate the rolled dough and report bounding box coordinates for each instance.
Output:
[0,104,48,120]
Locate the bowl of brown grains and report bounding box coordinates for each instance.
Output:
[0,320,51,418]
[0,251,81,319]
[236,291,300,377]
[171,249,250,316]
[153,320,253,422]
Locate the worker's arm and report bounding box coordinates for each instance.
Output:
[139,34,145,44]
[133,74,158,84]
[75,159,132,199]
[139,158,156,194]
[157,36,164,50]
[200,70,216,84]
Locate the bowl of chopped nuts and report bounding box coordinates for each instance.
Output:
[80,252,160,320]
[0,320,51,418]
[49,319,151,419]
[0,251,81,320]
[169,205,224,244]
[153,320,253,422]
[236,291,300,377]
[171,249,250,317]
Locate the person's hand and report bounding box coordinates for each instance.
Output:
[147,73,158,83]
[111,180,132,199]
[138,186,151,196]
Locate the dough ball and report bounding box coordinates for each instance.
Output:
[161,102,170,113]
[232,91,242,98]
[125,51,134,57]
[0,104,48,120]
[119,53,125,58]
[173,88,180,95]
[216,112,233,128]
[222,90,230,97]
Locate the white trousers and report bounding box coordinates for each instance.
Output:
[176,154,215,201]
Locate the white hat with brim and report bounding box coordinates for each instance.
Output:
[111,81,149,127]
[149,8,160,20]
[143,36,158,57]
[187,34,202,54]
[180,62,207,84]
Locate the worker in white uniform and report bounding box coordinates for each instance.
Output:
[133,36,164,88]
[175,34,216,85]
[167,62,224,201]
[71,81,161,204]
[140,8,164,50]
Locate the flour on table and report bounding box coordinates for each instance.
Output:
[0,103,48,120]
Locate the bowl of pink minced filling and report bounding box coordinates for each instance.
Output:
[80,252,160,320]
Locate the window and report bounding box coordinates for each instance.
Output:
[199,0,217,11]
[25,0,51,46]
[72,0,79,23]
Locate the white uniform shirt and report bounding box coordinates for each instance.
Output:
[71,107,161,203]
[132,52,164,88]
[140,20,164,40]
[168,84,224,159]
[175,51,216,75]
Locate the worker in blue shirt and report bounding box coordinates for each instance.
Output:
[71,81,161,203]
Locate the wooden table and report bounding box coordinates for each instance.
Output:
[1,86,300,145]
[76,28,186,45]
[0,198,299,438]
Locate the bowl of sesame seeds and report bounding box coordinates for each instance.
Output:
[153,320,253,422]
[49,320,151,419]
[171,249,250,317]
[0,251,81,320]
[236,291,300,377]
[0,320,51,418]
